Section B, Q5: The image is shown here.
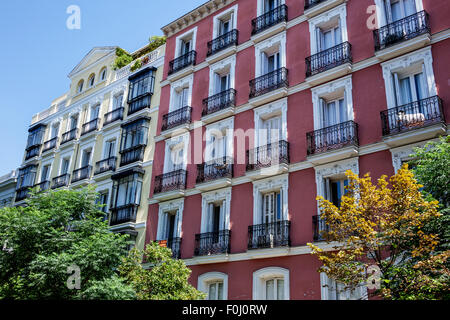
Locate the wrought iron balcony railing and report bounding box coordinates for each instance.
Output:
[61,128,78,145]
[249,67,288,99]
[380,96,445,136]
[110,203,138,226]
[25,145,41,160]
[306,42,352,77]
[161,106,192,131]
[313,215,329,242]
[154,169,187,194]
[158,238,182,259]
[248,220,290,249]
[51,173,70,189]
[34,180,50,192]
[71,165,92,183]
[15,187,31,202]
[251,4,288,35]
[196,157,233,184]
[104,107,124,126]
[202,89,236,117]
[95,157,117,175]
[168,51,197,75]
[374,11,430,51]
[306,120,359,155]
[207,29,239,57]
[194,230,231,256]
[42,137,58,153]
[119,145,146,167]
[81,119,99,136]
[246,140,290,171]
[304,0,328,10]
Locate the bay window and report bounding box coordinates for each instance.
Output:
[127,68,155,115]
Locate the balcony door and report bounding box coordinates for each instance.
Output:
[263,192,282,224]
[61,158,70,175]
[70,115,78,131]
[51,123,59,139]
[324,178,349,208]
[169,146,184,172]
[264,0,280,13]
[214,73,230,95]
[104,140,116,159]
[113,94,123,111]
[219,17,231,36]
[262,51,280,75]
[175,87,189,110]
[81,150,91,168]
[384,0,417,23]
[318,24,342,52]
[90,105,99,121]
[41,165,50,183]
[210,134,227,161]
[180,39,192,56]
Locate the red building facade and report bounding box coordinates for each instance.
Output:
[146,0,450,300]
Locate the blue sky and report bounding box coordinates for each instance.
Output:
[0,0,206,176]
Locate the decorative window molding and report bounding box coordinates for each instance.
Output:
[253,97,288,147]
[156,198,185,240]
[174,27,198,58]
[169,74,194,112]
[320,272,368,300]
[308,3,348,55]
[381,47,437,109]
[205,117,234,162]
[252,267,289,300]
[163,133,190,173]
[252,174,289,224]
[208,55,237,96]
[254,31,286,77]
[109,84,127,111]
[212,4,238,39]
[198,272,228,300]
[390,141,425,172]
[201,187,232,233]
[311,75,353,130]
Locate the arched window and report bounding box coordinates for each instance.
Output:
[77,80,84,93]
[88,74,95,87]
[198,272,228,300]
[253,267,289,300]
[100,67,107,81]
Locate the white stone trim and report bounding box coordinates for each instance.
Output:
[169,74,194,112]
[157,198,185,240]
[198,272,228,300]
[174,27,198,59]
[208,55,236,96]
[390,141,426,172]
[201,187,232,233]
[205,117,234,162]
[253,97,288,147]
[252,267,289,300]
[254,31,286,77]
[212,4,238,40]
[163,133,190,173]
[252,174,289,224]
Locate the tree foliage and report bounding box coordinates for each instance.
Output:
[119,242,205,300]
[308,166,449,300]
[112,47,134,71]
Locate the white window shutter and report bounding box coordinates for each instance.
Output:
[393,73,402,106]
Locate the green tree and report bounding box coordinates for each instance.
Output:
[119,242,205,300]
[112,47,133,70]
[0,187,134,300]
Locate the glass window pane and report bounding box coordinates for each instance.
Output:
[218,282,224,300]
[208,283,216,300]
[266,279,274,300]
[277,279,284,300]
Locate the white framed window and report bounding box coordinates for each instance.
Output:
[104,139,116,159]
[112,93,124,110]
[205,118,234,162]
[257,0,285,16]
[174,27,197,58]
[68,113,79,131]
[40,163,51,183]
[208,55,236,96]
[320,273,368,300]
[201,188,232,234]
[253,267,289,300]
[60,157,71,175]
[88,74,95,88]
[76,80,84,94]
[198,272,228,300]
[212,5,238,39]
[163,133,190,173]
[50,122,60,139]
[254,32,286,77]
[169,74,193,112]
[374,0,423,26]
[254,98,287,147]
[90,104,100,121]
[100,67,107,81]
[308,3,348,55]
[80,147,93,168]
[157,199,184,241]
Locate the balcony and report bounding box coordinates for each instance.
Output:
[313,215,328,242]
[158,238,182,259]
[161,106,192,132]
[374,11,430,60]
[42,137,58,153]
[51,173,70,189]
[251,5,288,43]
[81,119,99,136]
[104,107,124,126]
[110,203,138,226]
[246,140,289,178]
[196,157,233,191]
[25,145,41,160]
[380,96,446,147]
[248,220,290,250]
[168,51,196,79]
[71,165,92,183]
[119,145,146,167]
[154,169,187,199]
[194,230,231,256]
[206,29,239,63]
[34,180,50,192]
[95,157,117,175]
[15,187,31,202]
[249,67,288,106]
[305,42,352,86]
[60,128,78,145]
[202,89,236,123]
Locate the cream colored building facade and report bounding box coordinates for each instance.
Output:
[15,44,165,250]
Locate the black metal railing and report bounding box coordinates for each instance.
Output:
[249,67,288,99]
[104,107,124,126]
[119,145,146,166]
[81,119,99,136]
[306,120,359,155]
[306,42,352,77]
[51,173,70,189]
[154,169,187,194]
[194,230,231,256]
[207,29,239,56]
[161,106,192,131]
[304,0,327,10]
[202,89,236,116]
[95,157,117,175]
[110,204,138,226]
[34,180,50,192]
[380,96,445,136]
[168,51,197,75]
[71,165,92,183]
[61,129,78,145]
[128,94,152,115]
[248,220,290,249]
[251,4,288,35]
[313,215,328,242]
[165,238,182,259]
[25,145,41,160]
[374,11,430,51]
[15,187,31,202]
[246,140,290,171]
[42,137,58,152]
[197,157,233,184]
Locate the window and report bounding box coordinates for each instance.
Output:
[113,93,124,110]
[168,145,185,172]
[212,5,238,39]
[97,191,109,215]
[120,119,149,151]
[76,80,84,93]
[170,75,193,112]
[265,278,284,300]
[81,149,92,167]
[163,133,189,174]
[175,87,189,109]
[104,139,116,159]
[100,67,107,81]
[254,98,287,147]
[70,114,79,130]
[51,123,60,139]
[252,175,288,225]
[111,172,143,208]
[127,69,155,114]
[253,267,289,300]
[201,188,232,234]
[208,282,224,300]
[61,158,70,175]
[383,0,418,23]
[208,55,236,98]
[392,66,428,107]
[321,273,367,300]
[41,165,50,182]
[90,104,100,121]
[88,74,95,88]
[174,28,197,59]
[254,32,286,78]
[262,191,282,224]
[316,18,343,52]
[198,272,228,300]
[324,177,349,208]
[16,165,37,189]
[26,125,46,148]
[157,199,184,243]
